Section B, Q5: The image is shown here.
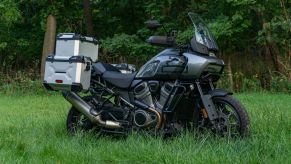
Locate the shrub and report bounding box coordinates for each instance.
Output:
[270,75,291,93]
[100,33,158,60]
[0,71,47,95]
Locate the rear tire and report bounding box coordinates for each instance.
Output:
[66,96,96,134]
[211,95,250,137]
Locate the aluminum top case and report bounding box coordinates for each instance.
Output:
[43,55,92,92]
[55,33,99,62]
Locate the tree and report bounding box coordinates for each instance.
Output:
[40,1,57,80]
[40,15,56,79]
[83,0,95,37]
[0,0,20,71]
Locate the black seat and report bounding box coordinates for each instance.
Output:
[102,71,136,89]
[92,62,121,76]
[92,62,136,89]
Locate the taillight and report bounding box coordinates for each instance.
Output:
[55,80,63,83]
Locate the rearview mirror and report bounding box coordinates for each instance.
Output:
[145,20,162,30]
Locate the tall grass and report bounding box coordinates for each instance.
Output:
[0,93,290,163]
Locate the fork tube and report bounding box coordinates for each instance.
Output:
[195,81,218,122]
[209,80,214,90]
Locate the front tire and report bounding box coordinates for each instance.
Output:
[211,95,250,137]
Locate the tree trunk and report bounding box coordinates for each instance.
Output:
[40,15,56,80]
[263,23,283,73]
[83,0,95,37]
[257,11,282,73]
[227,55,234,91]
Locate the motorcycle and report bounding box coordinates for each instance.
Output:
[61,12,250,137]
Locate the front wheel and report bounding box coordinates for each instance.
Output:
[210,95,250,137]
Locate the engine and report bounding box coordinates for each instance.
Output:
[133,81,173,128]
[133,82,155,108]
[133,82,156,127]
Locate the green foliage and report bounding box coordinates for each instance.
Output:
[241,77,262,92]
[101,33,157,59]
[0,0,20,51]
[270,74,291,93]
[217,71,290,93]
[0,71,46,95]
[176,28,193,45]
[0,0,290,92]
[254,1,291,55]
[208,15,233,40]
[0,0,20,26]
[0,80,46,96]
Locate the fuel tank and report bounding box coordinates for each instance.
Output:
[136,49,187,80]
[136,49,224,80]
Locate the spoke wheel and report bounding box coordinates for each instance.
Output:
[211,95,250,137]
[66,96,99,134]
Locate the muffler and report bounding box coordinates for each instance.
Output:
[62,91,121,129]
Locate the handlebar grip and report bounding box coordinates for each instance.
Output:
[147,36,175,46]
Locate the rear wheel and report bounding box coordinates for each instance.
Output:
[66,96,98,134]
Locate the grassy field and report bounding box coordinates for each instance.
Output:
[0,92,290,163]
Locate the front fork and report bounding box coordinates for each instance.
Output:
[195,81,218,124]
[195,81,233,124]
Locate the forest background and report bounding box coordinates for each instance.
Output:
[0,0,290,93]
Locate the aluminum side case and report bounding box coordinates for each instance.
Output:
[55,33,99,62]
[43,55,91,92]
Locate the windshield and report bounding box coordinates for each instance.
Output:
[188,12,218,51]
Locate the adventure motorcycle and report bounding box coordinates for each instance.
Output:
[51,13,250,137]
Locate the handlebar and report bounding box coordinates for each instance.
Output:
[147,36,175,47]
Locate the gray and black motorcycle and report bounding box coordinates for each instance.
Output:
[64,13,250,137]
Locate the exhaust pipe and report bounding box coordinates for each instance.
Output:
[62,91,121,129]
[133,100,162,130]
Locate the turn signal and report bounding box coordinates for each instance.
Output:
[201,108,208,118]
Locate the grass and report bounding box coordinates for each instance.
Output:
[0,92,290,163]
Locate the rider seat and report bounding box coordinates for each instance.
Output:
[102,71,136,89]
[92,62,136,89]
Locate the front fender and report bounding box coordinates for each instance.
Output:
[208,89,233,98]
